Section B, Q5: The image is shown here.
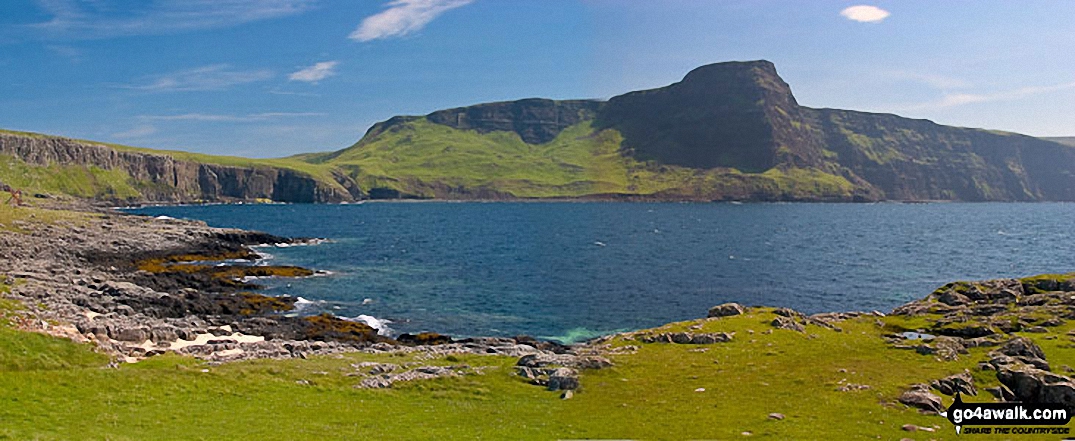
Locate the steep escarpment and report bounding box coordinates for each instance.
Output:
[595,60,826,172]
[0,132,361,203]
[426,98,602,144]
[809,109,1075,201]
[8,61,1075,202]
[319,60,1075,201]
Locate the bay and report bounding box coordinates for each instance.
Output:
[127,202,1075,342]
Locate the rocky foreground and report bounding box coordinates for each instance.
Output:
[2,201,1075,413]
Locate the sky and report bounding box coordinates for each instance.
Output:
[0,0,1073,158]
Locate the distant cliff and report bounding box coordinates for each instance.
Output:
[7,60,1075,203]
[0,132,361,203]
[319,60,1075,202]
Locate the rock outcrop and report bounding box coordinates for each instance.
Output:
[0,133,361,203]
[329,60,1075,202]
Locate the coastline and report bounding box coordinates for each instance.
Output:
[0,200,582,364]
[4,199,1075,438]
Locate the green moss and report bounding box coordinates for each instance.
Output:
[0,130,348,198]
[1019,273,1075,293]
[325,119,863,200]
[237,292,294,316]
[0,204,96,233]
[302,313,380,342]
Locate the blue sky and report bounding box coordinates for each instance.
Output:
[1,1,1073,158]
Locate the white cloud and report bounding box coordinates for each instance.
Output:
[904,81,1075,110]
[142,112,325,122]
[288,61,339,83]
[886,71,969,90]
[124,65,273,92]
[111,125,157,139]
[46,44,81,61]
[840,5,890,23]
[349,0,473,42]
[27,0,316,40]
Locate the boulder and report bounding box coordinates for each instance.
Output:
[986,385,1015,401]
[937,290,971,306]
[1040,382,1075,413]
[547,368,580,391]
[708,303,745,318]
[930,372,977,396]
[690,333,734,344]
[995,364,1075,412]
[670,332,693,344]
[113,326,149,342]
[998,337,1047,361]
[898,385,944,413]
[771,316,805,332]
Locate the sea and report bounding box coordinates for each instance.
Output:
[125,202,1075,343]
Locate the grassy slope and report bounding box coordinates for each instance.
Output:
[0,129,344,200]
[322,119,857,200]
[0,201,96,233]
[1,266,1038,441]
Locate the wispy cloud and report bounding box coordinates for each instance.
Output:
[46,44,82,62]
[886,71,970,90]
[288,61,339,83]
[840,5,890,23]
[27,0,317,40]
[903,81,1075,110]
[141,112,325,122]
[268,89,322,97]
[350,0,473,42]
[123,65,273,92]
[111,124,158,139]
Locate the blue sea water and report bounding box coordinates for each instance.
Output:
[126,202,1075,342]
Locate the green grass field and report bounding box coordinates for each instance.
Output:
[322,119,856,200]
[3,123,861,202]
[0,130,346,201]
[0,284,1025,441]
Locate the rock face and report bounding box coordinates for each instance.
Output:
[0,133,361,203]
[426,99,602,144]
[10,60,1075,203]
[341,60,1075,202]
[596,60,824,172]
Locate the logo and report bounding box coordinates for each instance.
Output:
[940,394,1071,435]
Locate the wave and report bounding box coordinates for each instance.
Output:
[353,314,393,336]
[538,327,622,344]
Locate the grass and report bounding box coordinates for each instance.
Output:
[0,290,1039,440]
[0,154,140,200]
[0,130,348,199]
[0,201,95,233]
[323,119,859,200]
[0,121,872,201]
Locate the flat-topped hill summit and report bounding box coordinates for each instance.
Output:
[4,60,1075,203]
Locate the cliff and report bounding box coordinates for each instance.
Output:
[7,60,1075,203]
[0,132,361,203]
[320,60,1075,202]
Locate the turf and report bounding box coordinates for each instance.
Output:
[0,293,1037,440]
[325,119,856,200]
[0,201,95,233]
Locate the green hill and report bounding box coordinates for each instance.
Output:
[4,60,1075,203]
[0,129,355,203]
[309,60,1075,202]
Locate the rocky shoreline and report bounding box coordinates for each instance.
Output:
[3,201,1075,410]
[0,203,577,372]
